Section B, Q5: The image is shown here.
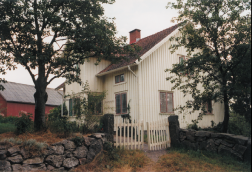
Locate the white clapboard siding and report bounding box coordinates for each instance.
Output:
[115,120,144,150]
[102,66,140,131]
[147,118,170,150]
[138,31,225,129]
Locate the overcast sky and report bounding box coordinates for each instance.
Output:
[0,0,178,88]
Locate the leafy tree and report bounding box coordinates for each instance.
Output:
[166,0,251,132]
[0,0,140,131]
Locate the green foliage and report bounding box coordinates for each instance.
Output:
[71,136,84,147]
[15,112,33,135]
[166,0,251,132]
[67,82,105,134]
[0,123,16,134]
[0,116,19,124]
[228,112,251,137]
[47,104,79,137]
[103,141,120,161]
[0,0,140,131]
[169,147,251,171]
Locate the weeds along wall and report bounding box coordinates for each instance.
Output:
[168,115,251,163]
[0,134,108,171]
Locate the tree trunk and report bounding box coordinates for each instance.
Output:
[222,91,229,133]
[34,86,48,131]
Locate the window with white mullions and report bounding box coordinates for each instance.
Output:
[160,92,174,113]
[115,74,124,84]
[115,92,127,114]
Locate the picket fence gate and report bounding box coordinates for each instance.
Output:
[114,118,170,150]
[114,120,144,149]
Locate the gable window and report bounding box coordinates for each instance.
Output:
[160,92,174,113]
[115,93,127,114]
[115,74,124,84]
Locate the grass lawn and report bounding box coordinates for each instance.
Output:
[0,123,16,134]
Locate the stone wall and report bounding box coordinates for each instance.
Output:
[0,133,107,171]
[168,115,251,162]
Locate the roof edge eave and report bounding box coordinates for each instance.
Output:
[96,63,138,77]
[135,26,181,65]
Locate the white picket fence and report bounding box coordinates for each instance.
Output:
[114,118,170,151]
[114,120,144,150]
[147,119,171,150]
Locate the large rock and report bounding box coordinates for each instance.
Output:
[45,155,64,168]
[198,141,207,150]
[20,148,29,159]
[195,131,211,137]
[0,142,12,150]
[79,158,87,165]
[52,145,64,155]
[206,139,217,152]
[63,157,79,168]
[181,140,198,151]
[84,137,91,147]
[73,146,88,159]
[89,139,103,155]
[62,140,76,150]
[0,150,7,160]
[0,160,12,171]
[214,139,222,146]
[218,145,243,160]
[221,140,234,148]
[244,139,251,163]
[22,163,47,171]
[7,154,23,164]
[43,146,55,156]
[86,148,96,163]
[233,144,247,155]
[23,157,44,165]
[186,130,196,142]
[7,146,20,156]
[12,164,22,171]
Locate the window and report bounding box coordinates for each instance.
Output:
[115,93,127,114]
[160,92,174,113]
[88,95,103,115]
[205,100,212,114]
[115,74,124,84]
[69,97,81,116]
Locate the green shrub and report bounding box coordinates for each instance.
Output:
[0,116,19,124]
[0,123,16,134]
[228,113,251,137]
[47,103,80,137]
[15,112,33,135]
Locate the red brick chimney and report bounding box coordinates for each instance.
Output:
[129,29,141,44]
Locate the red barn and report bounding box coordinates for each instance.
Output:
[0,82,63,120]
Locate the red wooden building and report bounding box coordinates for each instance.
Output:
[0,82,63,120]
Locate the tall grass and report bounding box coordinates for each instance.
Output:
[157,147,251,172]
[0,123,16,134]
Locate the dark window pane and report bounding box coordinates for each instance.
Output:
[69,99,72,116]
[116,94,121,114]
[97,101,102,114]
[167,93,173,113]
[115,75,120,83]
[160,92,166,113]
[207,100,212,113]
[120,74,124,82]
[122,93,127,113]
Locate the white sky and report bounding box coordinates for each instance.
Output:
[0,0,178,89]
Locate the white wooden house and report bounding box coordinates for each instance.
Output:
[62,23,224,129]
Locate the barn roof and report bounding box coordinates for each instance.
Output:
[0,82,63,106]
[97,23,180,75]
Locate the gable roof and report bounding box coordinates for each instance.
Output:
[97,23,180,75]
[0,82,63,106]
